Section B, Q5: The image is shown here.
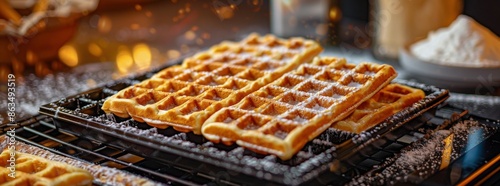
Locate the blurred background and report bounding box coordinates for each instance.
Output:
[0,0,500,77]
[0,0,499,121]
[0,0,270,81]
[1,0,499,80]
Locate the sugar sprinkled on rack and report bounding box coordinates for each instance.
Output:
[448,92,500,123]
[0,65,115,119]
[348,119,495,185]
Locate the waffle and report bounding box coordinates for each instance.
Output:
[102,33,322,134]
[0,136,164,186]
[201,57,398,160]
[332,83,425,133]
[0,149,93,186]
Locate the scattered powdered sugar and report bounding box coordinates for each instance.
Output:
[411,15,500,67]
[349,119,496,185]
[0,63,115,123]
[223,117,234,123]
[212,94,222,101]
[274,130,289,139]
[347,81,362,89]
[293,116,308,123]
[448,93,500,121]
[208,81,218,86]
[311,104,326,111]
[307,89,319,94]
[189,106,199,114]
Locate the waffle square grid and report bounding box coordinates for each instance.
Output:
[101,34,323,134]
[202,57,398,160]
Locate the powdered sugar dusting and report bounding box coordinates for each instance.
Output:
[0,67,113,123]
[311,104,326,111]
[274,130,289,139]
[293,116,308,123]
[349,119,497,185]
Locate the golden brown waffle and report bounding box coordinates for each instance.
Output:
[332,83,425,133]
[0,136,163,186]
[201,57,397,160]
[102,33,322,134]
[0,149,93,186]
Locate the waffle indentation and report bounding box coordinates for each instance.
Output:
[279,92,309,106]
[276,75,304,89]
[255,86,286,99]
[213,108,246,123]
[239,96,267,111]
[237,115,270,131]
[157,96,188,111]
[283,110,316,124]
[260,103,289,116]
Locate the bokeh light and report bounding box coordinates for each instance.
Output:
[97,15,112,33]
[88,43,103,57]
[116,46,133,73]
[59,45,79,67]
[133,43,152,69]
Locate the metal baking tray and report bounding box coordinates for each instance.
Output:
[39,59,449,185]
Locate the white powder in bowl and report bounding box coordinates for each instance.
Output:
[410,15,500,68]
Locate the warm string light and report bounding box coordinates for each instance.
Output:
[59,44,79,67]
[1,0,223,81]
[133,43,152,69]
[116,45,133,73]
[114,43,154,73]
[23,1,262,77]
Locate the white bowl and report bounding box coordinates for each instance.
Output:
[399,47,500,90]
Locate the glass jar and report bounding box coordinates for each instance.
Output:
[370,0,463,61]
[270,0,331,41]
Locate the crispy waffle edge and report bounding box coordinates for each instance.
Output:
[332,83,426,133]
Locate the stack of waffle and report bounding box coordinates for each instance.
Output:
[103,34,425,160]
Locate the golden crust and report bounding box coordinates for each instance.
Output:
[0,150,93,186]
[332,83,425,133]
[201,57,398,160]
[102,33,323,134]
